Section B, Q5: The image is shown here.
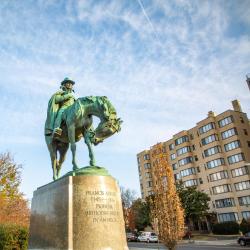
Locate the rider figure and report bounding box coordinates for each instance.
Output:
[44,77,76,138]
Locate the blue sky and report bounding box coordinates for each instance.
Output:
[0,0,249,200]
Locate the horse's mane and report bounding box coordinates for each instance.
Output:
[71,96,116,119]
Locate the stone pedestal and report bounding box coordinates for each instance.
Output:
[29,175,128,250]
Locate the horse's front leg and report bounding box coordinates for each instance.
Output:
[57,143,69,177]
[46,138,58,180]
[49,148,57,180]
[84,132,96,166]
[68,124,79,170]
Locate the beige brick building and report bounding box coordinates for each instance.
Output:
[137,100,250,223]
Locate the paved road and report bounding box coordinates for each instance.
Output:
[128,242,250,250]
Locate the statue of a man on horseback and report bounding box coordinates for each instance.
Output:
[44,78,122,181]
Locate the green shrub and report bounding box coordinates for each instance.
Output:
[240,218,250,234]
[0,224,28,250]
[212,221,239,235]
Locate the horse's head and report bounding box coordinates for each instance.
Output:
[93,97,122,145]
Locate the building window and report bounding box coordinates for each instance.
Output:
[199,178,203,184]
[178,156,193,166]
[209,170,228,182]
[218,212,238,222]
[144,154,150,160]
[147,181,153,188]
[206,158,225,169]
[197,166,200,173]
[177,146,191,156]
[204,145,221,157]
[169,143,174,150]
[238,196,250,206]
[224,140,240,152]
[190,134,194,140]
[138,165,141,172]
[148,191,154,196]
[144,163,151,169]
[212,184,231,194]
[170,153,176,160]
[145,172,152,178]
[242,212,250,220]
[180,167,196,177]
[174,173,180,180]
[162,146,166,153]
[231,166,249,177]
[172,163,178,170]
[215,198,235,208]
[199,122,215,134]
[221,128,237,140]
[201,134,218,145]
[192,145,196,151]
[218,116,233,128]
[228,153,245,165]
[137,157,140,163]
[175,135,189,146]
[234,181,250,191]
[184,179,197,187]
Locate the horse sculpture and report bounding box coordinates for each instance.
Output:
[45,96,122,180]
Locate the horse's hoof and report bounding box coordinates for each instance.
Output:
[73,166,79,171]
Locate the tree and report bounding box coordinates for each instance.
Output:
[120,186,136,209]
[130,198,151,231]
[150,144,184,250]
[120,186,137,230]
[0,152,30,227]
[176,181,210,231]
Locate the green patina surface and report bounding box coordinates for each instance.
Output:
[62,166,110,177]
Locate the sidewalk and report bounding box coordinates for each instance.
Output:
[180,239,236,245]
[181,239,237,246]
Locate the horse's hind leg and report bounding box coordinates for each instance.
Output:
[57,143,69,178]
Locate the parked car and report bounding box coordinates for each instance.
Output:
[137,232,158,243]
[126,232,137,242]
[238,232,250,246]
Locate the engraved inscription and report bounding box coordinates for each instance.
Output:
[84,190,120,223]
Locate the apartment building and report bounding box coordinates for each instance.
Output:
[137,100,250,223]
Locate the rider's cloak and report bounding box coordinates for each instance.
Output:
[44,90,63,135]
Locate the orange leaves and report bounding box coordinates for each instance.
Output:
[0,152,30,227]
[149,144,184,249]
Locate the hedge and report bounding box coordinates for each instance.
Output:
[212,221,239,235]
[0,224,28,250]
[240,219,250,234]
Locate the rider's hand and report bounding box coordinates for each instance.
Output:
[64,93,74,100]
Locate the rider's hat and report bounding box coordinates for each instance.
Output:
[61,77,75,85]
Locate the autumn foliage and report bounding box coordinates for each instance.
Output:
[150,144,184,250]
[0,152,30,227]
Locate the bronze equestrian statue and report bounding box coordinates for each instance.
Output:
[45,78,122,180]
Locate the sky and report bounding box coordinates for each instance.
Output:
[0,0,249,201]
